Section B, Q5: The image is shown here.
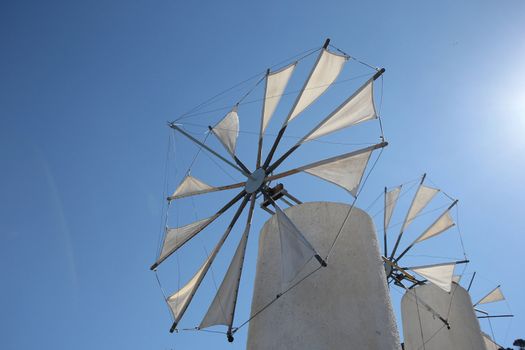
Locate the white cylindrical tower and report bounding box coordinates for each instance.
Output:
[247,202,400,350]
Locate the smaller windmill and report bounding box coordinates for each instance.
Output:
[379,174,469,328]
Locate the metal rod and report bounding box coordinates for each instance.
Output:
[262,124,289,170]
[260,206,275,215]
[401,260,469,271]
[257,69,270,169]
[475,308,489,315]
[467,271,476,292]
[395,243,415,264]
[279,196,294,207]
[389,173,427,260]
[383,186,388,257]
[454,259,469,265]
[207,125,252,175]
[151,190,247,270]
[477,315,514,319]
[167,181,246,201]
[266,143,300,174]
[282,190,302,205]
[169,123,249,177]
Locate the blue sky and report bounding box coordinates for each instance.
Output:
[1,0,524,349]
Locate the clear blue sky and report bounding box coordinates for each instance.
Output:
[1,0,524,349]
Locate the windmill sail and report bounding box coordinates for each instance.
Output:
[475,286,505,306]
[384,186,401,232]
[414,207,455,243]
[261,63,296,134]
[211,108,239,156]
[302,148,372,197]
[410,262,456,292]
[167,254,212,327]
[303,79,377,142]
[158,216,218,265]
[199,232,248,329]
[169,175,215,200]
[286,49,347,123]
[200,196,256,330]
[275,205,317,283]
[401,184,439,233]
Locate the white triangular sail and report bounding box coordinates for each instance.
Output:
[262,63,296,134]
[170,175,215,200]
[199,231,248,329]
[414,208,455,243]
[411,262,456,292]
[211,108,239,156]
[475,286,505,306]
[301,149,372,197]
[167,255,211,326]
[304,79,376,142]
[401,185,439,233]
[287,49,347,123]
[384,186,401,232]
[275,206,316,283]
[158,216,217,265]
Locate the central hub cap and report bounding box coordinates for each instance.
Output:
[245,168,266,194]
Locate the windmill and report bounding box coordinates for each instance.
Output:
[379,174,469,297]
[377,178,513,349]
[151,39,389,342]
[373,175,470,345]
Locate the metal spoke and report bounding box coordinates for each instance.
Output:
[256,69,270,169]
[170,123,251,178]
[383,187,388,257]
[389,174,427,260]
[167,181,246,201]
[207,125,252,175]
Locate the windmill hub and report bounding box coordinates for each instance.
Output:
[245,168,266,193]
